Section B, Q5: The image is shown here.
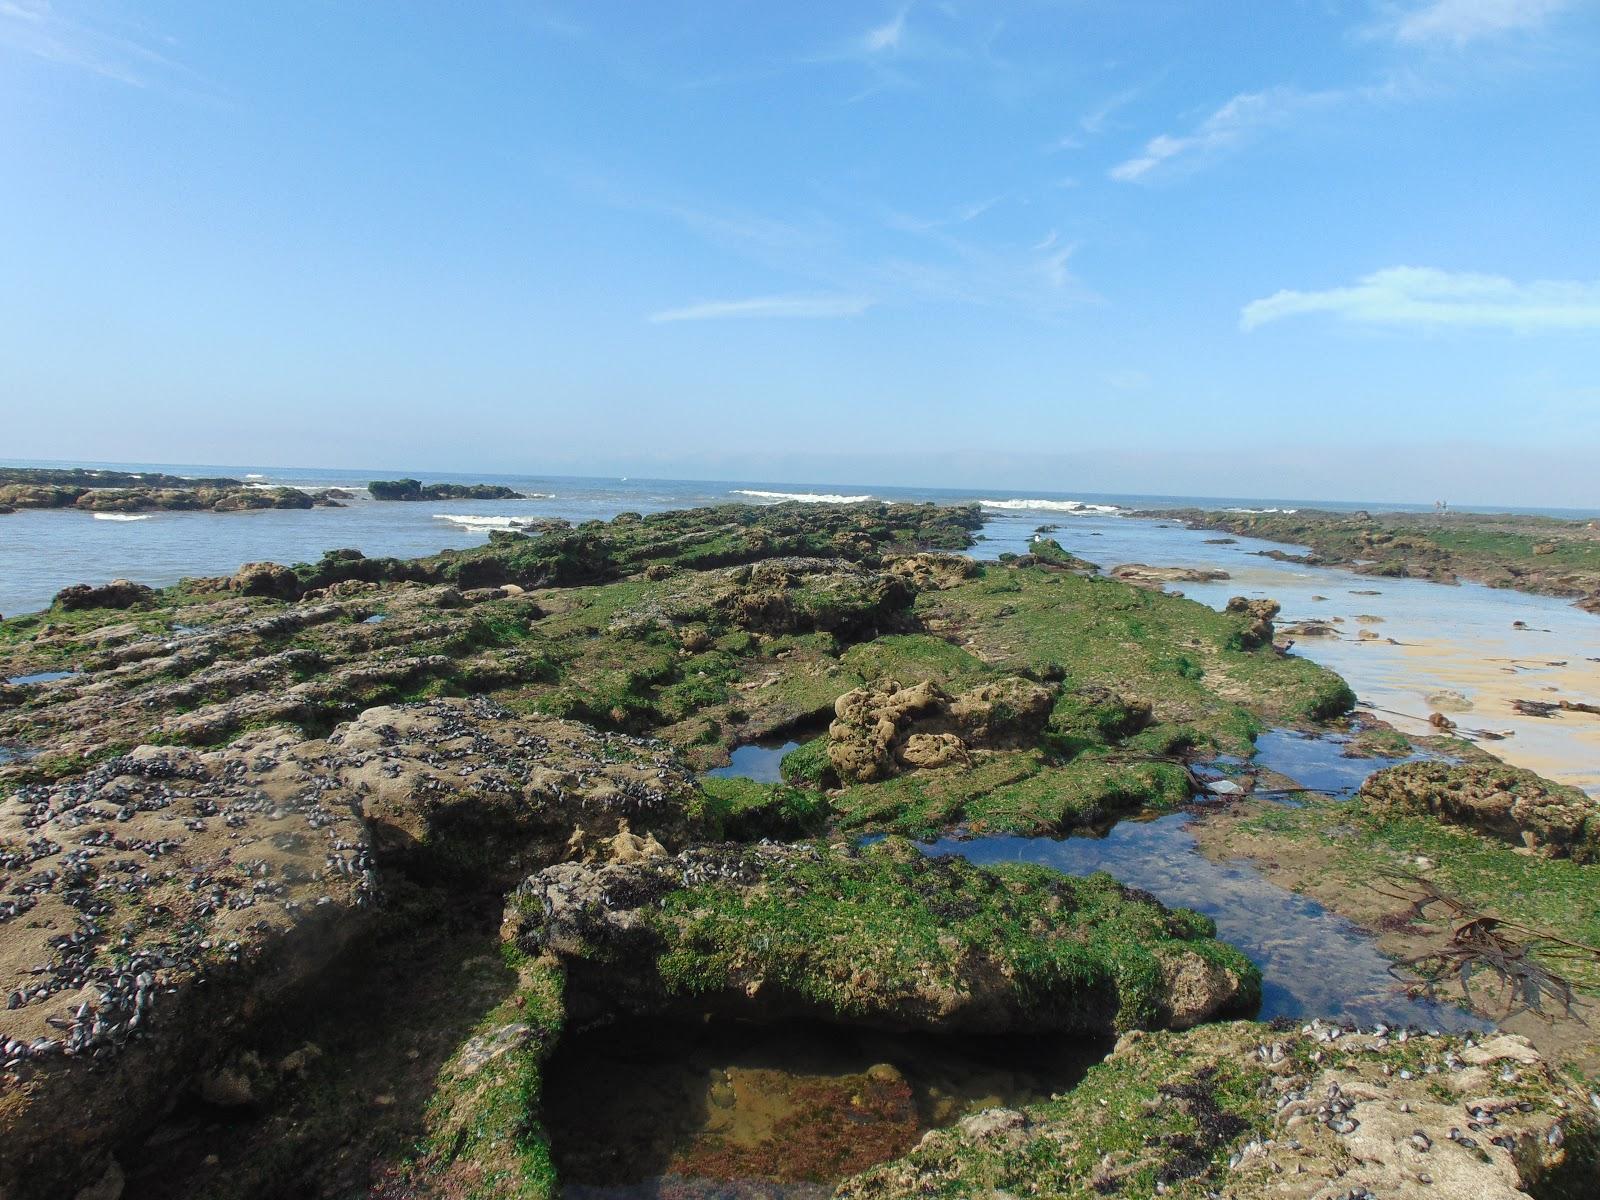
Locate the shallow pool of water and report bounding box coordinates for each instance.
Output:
[545,1017,1109,1199]
[1251,727,1429,799]
[924,817,1482,1033]
[706,739,803,785]
[4,670,76,685]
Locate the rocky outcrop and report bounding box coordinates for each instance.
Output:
[51,578,157,611]
[838,1022,1596,1200]
[827,676,1056,784]
[881,552,978,591]
[708,559,915,638]
[229,561,303,599]
[367,478,526,501]
[509,838,1258,1035]
[1225,596,1280,649]
[1358,760,1600,862]
[0,483,316,513]
[326,697,704,880]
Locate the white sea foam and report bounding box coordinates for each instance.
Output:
[1224,506,1299,514]
[979,498,1122,515]
[731,489,873,504]
[91,513,153,522]
[432,513,531,531]
[245,473,265,479]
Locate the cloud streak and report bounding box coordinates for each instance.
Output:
[1109,87,1333,182]
[647,294,875,323]
[1241,267,1600,332]
[1388,0,1574,45]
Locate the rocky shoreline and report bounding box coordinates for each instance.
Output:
[1,500,1595,1198]
[1145,507,1600,614]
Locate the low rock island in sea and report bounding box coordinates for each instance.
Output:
[1,500,1596,1199]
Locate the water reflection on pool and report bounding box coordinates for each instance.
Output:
[924,816,1481,1032]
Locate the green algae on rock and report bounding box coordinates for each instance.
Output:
[510,837,1261,1035]
[836,1021,1598,1200]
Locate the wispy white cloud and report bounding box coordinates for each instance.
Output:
[1386,0,1574,45]
[1109,86,1334,182]
[648,294,875,323]
[0,0,177,85]
[1241,266,1600,332]
[1078,85,1143,136]
[863,4,911,53]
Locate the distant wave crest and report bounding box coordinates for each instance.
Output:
[433,514,533,530]
[92,513,153,522]
[731,489,873,504]
[1224,506,1298,514]
[980,498,1122,515]
[432,512,556,531]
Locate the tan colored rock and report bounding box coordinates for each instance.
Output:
[826,676,1054,784]
[882,552,978,591]
[1359,760,1600,862]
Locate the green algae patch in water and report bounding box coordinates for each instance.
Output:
[544,1018,1111,1199]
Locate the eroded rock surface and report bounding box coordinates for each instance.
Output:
[0,696,704,1199]
[827,676,1056,784]
[1359,760,1600,862]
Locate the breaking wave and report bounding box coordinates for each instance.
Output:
[1224,506,1298,514]
[432,514,535,531]
[980,498,1122,515]
[731,489,874,504]
[91,513,153,522]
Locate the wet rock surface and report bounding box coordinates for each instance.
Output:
[1110,563,1232,588]
[510,837,1259,1035]
[1359,760,1600,862]
[837,1022,1598,1200]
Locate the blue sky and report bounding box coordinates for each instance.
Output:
[2,1,1597,504]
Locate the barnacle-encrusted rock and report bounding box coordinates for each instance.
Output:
[0,696,704,1199]
[0,734,376,1200]
[838,1023,1597,1200]
[508,837,1259,1035]
[827,676,1056,784]
[1358,760,1600,862]
[327,696,704,879]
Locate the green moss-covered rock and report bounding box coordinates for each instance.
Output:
[509,838,1260,1035]
[838,1023,1598,1200]
[399,950,566,1200]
